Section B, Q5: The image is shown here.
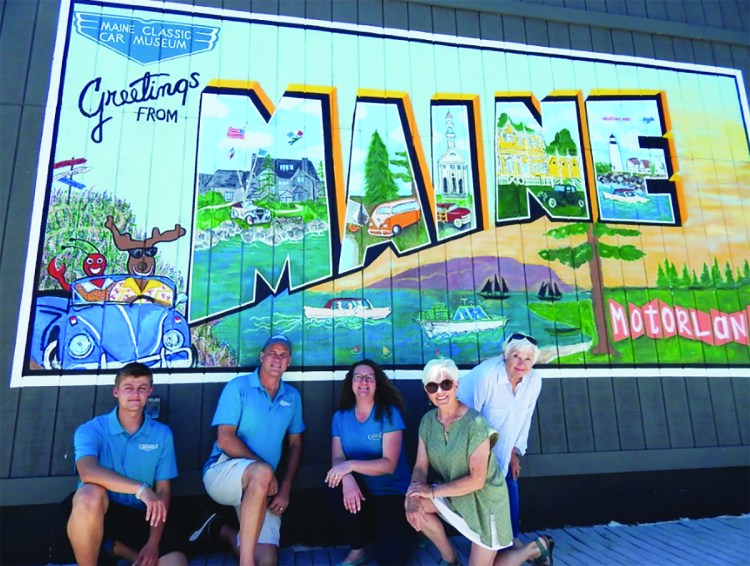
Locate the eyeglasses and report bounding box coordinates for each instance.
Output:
[128,247,158,259]
[507,332,537,346]
[353,373,375,383]
[424,379,454,394]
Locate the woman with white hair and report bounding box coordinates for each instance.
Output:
[457,333,542,548]
[406,358,553,566]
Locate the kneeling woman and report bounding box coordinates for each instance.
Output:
[325,360,414,565]
[406,359,553,566]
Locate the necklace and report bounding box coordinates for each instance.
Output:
[437,408,461,445]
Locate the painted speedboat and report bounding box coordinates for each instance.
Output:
[602,187,649,204]
[415,300,509,339]
[304,297,391,320]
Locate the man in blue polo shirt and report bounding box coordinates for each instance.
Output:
[201,334,305,566]
[66,362,187,566]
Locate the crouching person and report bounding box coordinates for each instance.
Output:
[67,362,187,566]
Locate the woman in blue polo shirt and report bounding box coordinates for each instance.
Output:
[325,359,415,565]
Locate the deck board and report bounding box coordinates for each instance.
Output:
[592,524,685,564]
[53,514,750,566]
[644,521,731,561]
[601,523,698,564]
[654,520,748,563]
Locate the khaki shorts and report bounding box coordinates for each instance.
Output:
[203,455,281,546]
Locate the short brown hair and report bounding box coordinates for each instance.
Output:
[115,362,153,387]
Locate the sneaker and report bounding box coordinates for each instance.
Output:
[189,511,223,546]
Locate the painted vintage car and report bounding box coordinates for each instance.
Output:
[230,200,272,224]
[537,183,586,209]
[368,197,421,237]
[31,274,194,370]
[436,202,472,229]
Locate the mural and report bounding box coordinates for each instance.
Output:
[11,0,750,386]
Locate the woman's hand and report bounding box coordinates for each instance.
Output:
[406,480,433,499]
[325,461,352,487]
[405,494,426,531]
[510,450,522,480]
[341,475,365,513]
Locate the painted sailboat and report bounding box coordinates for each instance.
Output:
[415,299,509,339]
[537,281,562,302]
[478,274,510,300]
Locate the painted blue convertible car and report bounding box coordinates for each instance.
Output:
[31,274,194,370]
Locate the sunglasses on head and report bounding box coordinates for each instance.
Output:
[508,332,538,346]
[424,379,454,394]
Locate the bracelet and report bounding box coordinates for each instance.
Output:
[135,483,149,500]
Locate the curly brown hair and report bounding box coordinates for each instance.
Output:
[338,359,406,422]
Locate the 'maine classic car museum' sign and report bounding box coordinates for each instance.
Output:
[11,0,750,386]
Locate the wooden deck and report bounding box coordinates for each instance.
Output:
[188,514,750,566]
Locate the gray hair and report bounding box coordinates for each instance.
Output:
[422,358,459,386]
[502,334,540,365]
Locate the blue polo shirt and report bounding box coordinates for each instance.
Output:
[332,406,410,495]
[203,369,305,476]
[74,407,178,509]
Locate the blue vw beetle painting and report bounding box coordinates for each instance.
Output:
[31,274,194,370]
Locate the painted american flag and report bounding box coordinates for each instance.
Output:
[227,126,246,139]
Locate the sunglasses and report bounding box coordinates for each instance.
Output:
[424,379,454,394]
[128,247,158,259]
[507,332,538,346]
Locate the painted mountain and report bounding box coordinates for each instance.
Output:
[371,256,574,293]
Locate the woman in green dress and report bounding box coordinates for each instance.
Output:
[406,359,554,566]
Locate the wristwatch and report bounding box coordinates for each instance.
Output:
[135,483,150,500]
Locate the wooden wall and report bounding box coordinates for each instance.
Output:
[1,0,748,506]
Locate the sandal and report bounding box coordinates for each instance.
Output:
[438,555,462,566]
[533,534,554,566]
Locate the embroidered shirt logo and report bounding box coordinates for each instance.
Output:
[139,443,159,451]
[280,400,292,407]
[75,12,220,65]
[367,433,382,441]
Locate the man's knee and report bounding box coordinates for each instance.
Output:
[241,461,274,491]
[70,484,108,518]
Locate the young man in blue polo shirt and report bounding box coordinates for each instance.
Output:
[66,362,187,566]
[200,334,305,566]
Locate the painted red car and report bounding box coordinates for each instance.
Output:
[436,202,471,229]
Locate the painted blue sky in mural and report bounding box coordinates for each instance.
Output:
[587,99,664,166]
[347,102,413,197]
[198,94,326,174]
[496,100,582,146]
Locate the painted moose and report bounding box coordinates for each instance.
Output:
[105,215,186,277]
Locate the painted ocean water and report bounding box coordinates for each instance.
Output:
[210,288,591,369]
[190,233,332,321]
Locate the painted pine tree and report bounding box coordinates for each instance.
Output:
[363,130,399,212]
[538,222,646,356]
